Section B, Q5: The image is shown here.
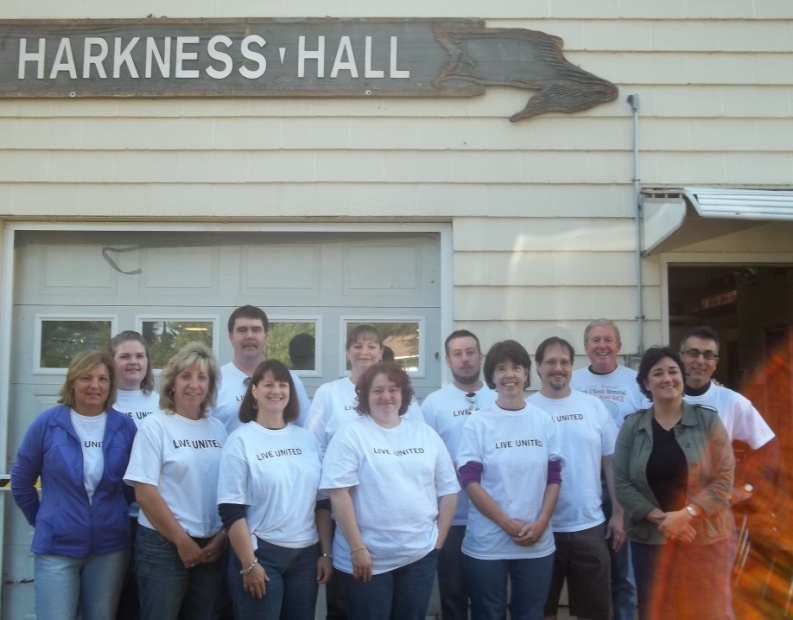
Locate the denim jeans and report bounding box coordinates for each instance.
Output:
[464,553,554,620]
[35,548,129,620]
[338,548,439,620]
[135,525,224,620]
[437,525,470,620]
[228,538,319,620]
[602,485,636,620]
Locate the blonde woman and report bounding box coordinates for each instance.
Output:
[124,342,228,620]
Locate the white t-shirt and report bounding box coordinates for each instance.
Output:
[217,422,322,549]
[421,382,497,525]
[456,402,562,560]
[320,415,459,575]
[70,410,107,504]
[114,389,161,429]
[124,410,227,537]
[528,391,617,532]
[684,382,775,448]
[307,376,425,456]
[212,362,311,434]
[570,365,649,429]
[113,389,160,518]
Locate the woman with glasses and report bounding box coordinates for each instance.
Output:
[456,340,562,620]
[613,346,734,620]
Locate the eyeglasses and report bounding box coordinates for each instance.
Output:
[465,392,478,413]
[682,349,719,361]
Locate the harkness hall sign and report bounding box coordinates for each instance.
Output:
[0,18,618,122]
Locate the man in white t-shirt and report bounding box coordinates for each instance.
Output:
[211,305,311,434]
[679,326,779,505]
[528,337,620,620]
[570,319,645,620]
[422,329,496,620]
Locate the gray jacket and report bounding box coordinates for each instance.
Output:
[613,401,734,545]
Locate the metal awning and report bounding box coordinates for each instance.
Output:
[640,187,793,254]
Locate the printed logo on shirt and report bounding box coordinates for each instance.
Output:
[555,413,584,422]
[453,408,472,417]
[126,410,154,421]
[372,447,426,456]
[172,439,223,449]
[495,438,544,449]
[584,387,627,399]
[256,448,303,460]
[84,441,103,448]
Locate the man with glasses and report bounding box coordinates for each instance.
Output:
[571,319,646,620]
[422,330,496,620]
[529,337,620,620]
[212,305,311,434]
[679,325,778,505]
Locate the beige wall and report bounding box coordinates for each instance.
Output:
[1,2,792,363]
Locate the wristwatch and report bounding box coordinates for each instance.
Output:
[685,504,699,518]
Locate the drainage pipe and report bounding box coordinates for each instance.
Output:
[627,94,645,355]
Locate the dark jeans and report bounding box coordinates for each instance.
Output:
[437,525,470,620]
[338,548,439,620]
[228,539,319,620]
[117,517,139,620]
[464,553,554,620]
[135,525,224,620]
[603,484,636,620]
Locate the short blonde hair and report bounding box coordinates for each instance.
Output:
[158,342,219,418]
[58,350,116,412]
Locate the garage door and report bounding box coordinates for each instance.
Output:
[2,227,442,616]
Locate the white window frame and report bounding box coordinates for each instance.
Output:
[33,314,118,375]
[267,315,323,378]
[340,315,426,378]
[136,314,220,374]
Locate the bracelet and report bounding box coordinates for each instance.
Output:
[239,560,258,576]
[320,552,333,559]
[350,545,367,554]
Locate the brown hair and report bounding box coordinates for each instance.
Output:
[355,362,414,416]
[238,360,300,424]
[109,330,155,394]
[58,350,116,412]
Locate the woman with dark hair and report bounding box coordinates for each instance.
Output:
[613,346,734,620]
[12,350,137,620]
[456,339,562,620]
[110,330,160,620]
[217,359,332,620]
[320,362,459,620]
[110,330,159,425]
[124,342,228,620]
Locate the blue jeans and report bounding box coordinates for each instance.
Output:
[35,549,129,620]
[437,525,470,620]
[338,548,439,620]
[603,485,636,620]
[135,525,224,620]
[228,538,319,620]
[464,553,554,620]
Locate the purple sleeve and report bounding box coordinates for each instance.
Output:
[547,459,562,485]
[458,461,483,488]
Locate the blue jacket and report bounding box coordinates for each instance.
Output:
[11,404,137,557]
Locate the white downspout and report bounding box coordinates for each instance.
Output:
[627,94,645,355]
